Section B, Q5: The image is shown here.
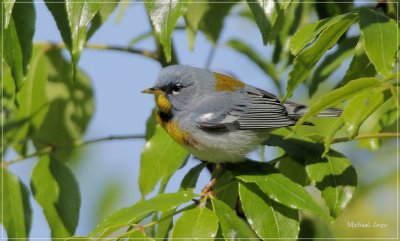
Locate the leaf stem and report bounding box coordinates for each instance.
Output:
[3,134,145,167]
[330,132,399,144]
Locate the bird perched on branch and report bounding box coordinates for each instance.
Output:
[142,65,341,163]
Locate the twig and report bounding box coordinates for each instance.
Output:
[41,42,159,60]
[3,134,145,167]
[330,132,399,144]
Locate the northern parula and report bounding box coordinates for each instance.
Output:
[142,65,341,163]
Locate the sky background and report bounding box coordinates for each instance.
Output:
[4,1,398,239]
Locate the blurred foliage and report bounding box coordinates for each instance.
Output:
[1,1,399,240]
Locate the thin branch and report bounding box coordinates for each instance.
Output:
[113,202,198,240]
[84,43,158,60]
[330,132,399,144]
[3,134,145,167]
[41,42,159,60]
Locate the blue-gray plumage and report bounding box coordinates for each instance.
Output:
[143,65,341,163]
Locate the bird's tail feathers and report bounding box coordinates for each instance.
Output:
[284,102,342,118]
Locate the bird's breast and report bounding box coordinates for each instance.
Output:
[156,111,198,148]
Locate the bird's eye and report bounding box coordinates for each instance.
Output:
[172,84,182,94]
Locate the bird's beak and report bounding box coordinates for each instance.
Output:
[141,87,161,94]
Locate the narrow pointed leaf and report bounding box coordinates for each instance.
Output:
[145,1,188,62]
[87,1,120,40]
[212,199,258,240]
[359,7,398,77]
[180,162,206,191]
[284,12,357,101]
[236,164,330,220]
[289,13,352,55]
[340,37,376,86]
[342,91,384,137]
[184,1,209,50]
[309,37,358,96]
[305,145,357,218]
[3,0,35,93]
[45,0,101,75]
[200,0,238,43]
[139,125,189,197]
[66,1,101,70]
[294,77,381,130]
[3,0,16,28]
[1,169,32,240]
[247,0,290,45]
[239,183,299,240]
[171,207,218,240]
[226,39,280,91]
[30,155,81,238]
[91,192,194,238]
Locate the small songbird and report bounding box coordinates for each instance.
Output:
[142,65,341,163]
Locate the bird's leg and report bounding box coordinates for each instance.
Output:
[201,163,225,197]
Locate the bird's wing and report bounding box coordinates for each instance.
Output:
[236,87,295,129]
[194,87,295,131]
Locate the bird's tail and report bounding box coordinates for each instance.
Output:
[284,101,342,119]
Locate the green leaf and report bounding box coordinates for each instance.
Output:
[30,155,81,238]
[5,45,50,153]
[305,145,357,218]
[294,77,381,130]
[342,91,384,137]
[284,12,357,101]
[180,162,206,191]
[128,230,154,240]
[184,1,209,50]
[32,47,95,161]
[226,39,280,92]
[87,1,120,40]
[359,7,398,77]
[3,0,35,93]
[277,156,310,186]
[200,0,238,43]
[44,1,72,48]
[145,0,188,62]
[246,0,290,45]
[235,163,330,220]
[139,125,189,197]
[289,13,348,56]
[309,37,358,96]
[212,199,258,240]
[145,108,157,141]
[3,0,15,28]
[45,0,101,75]
[66,1,101,70]
[323,118,344,156]
[91,192,194,238]
[171,206,218,240]
[340,37,376,86]
[239,183,299,240]
[1,169,32,240]
[213,171,239,209]
[264,130,314,160]
[155,209,175,240]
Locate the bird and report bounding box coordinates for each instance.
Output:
[142,65,341,163]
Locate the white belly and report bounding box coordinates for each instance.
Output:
[185,129,270,163]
